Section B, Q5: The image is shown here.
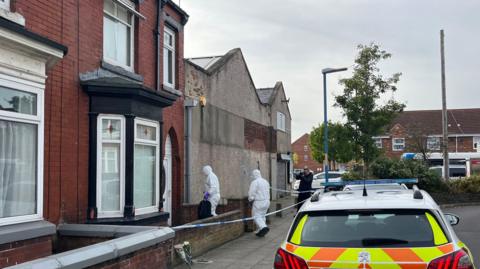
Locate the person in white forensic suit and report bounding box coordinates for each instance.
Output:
[248,169,271,237]
[203,165,220,216]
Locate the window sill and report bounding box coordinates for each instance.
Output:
[0,220,56,245]
[162,85,182,97]
[0,8,26,26]
[87,211,169,226]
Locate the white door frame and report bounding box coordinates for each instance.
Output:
[163,135,173,225]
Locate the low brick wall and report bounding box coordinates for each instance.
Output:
[180,198,253,231]
[173,210,244,266]
[0,236,52,268]
[87,239,172,269]
[430,193,480,205]
[7,227,174,269]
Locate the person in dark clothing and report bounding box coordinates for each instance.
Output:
[296,167,314,211]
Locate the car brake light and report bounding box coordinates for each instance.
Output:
[427,249,474,269]
[274,248,309,269]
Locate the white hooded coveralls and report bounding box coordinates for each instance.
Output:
[203,165,220,216]
[248,169,270,231]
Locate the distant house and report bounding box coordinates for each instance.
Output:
[184,48,292,208]
[292,134,323,173]
[376,109,480,159]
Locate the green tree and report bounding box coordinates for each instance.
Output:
[335,43,405,175]
[309,122,355,165]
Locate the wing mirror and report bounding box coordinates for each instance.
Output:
[444,213,460,226]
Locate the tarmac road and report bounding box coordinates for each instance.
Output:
[445,205,480,266]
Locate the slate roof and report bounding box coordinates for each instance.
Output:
[387,108,480,135]
[256,87,275,105]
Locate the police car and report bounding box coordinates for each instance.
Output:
[274,184,476,269]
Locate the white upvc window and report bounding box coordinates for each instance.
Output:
[134,118,160,215]
[0,0,10,10]
[427,136,441,151]
[97,115,125,218]
[474,136,480,152]
[304,154,308,161]
[277,111,286,132]
[392,138,405,151]
[374,138,383,148]
[303,145,308,152]
[103,0,134,70]
[163,27,176,88]
[0,82,44,226]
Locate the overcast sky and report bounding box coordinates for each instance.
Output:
[179,0,480,141]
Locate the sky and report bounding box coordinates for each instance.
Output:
[178,0,480,141]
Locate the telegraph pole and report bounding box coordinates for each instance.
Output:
[440,29,449,180]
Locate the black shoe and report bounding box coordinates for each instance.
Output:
[256,227,269,237]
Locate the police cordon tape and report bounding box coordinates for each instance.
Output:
[269,187,316,194]
[172,200,305,230]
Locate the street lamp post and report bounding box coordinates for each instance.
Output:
[321,67,348,185]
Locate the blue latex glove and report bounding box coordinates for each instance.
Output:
[203,192,209,200]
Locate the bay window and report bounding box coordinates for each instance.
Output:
[97,115,125,217]
[163,27,176,88]
[0,84,43,226]
[134,119,159,215]
[103,0,134,70]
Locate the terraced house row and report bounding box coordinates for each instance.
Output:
[0,0,188,267]
[0,0,293,267]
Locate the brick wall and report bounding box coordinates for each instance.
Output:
[87,240,173,269]
[291,134,323,172]
[11,0,187,226]
[173,210,244,266]
[244,119,276,152]
[0,236,52,268]
[381,124,476,158]
[179,198,251,225]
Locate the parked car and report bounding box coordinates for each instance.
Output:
[275,185,476,269]
[293,171,345,191]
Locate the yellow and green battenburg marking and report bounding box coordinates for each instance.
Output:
[283,212,455,268]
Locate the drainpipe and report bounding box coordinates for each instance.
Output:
[184,98,198,204]
[155,0,165,91]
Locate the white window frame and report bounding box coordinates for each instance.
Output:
[0,0,10,10]
[304,154,308,161]
[277,111,286,132]
[97,115,125,218]
[163,27,176,89]
[103,0,135,71]
[474,136,480,152]
[427,136,441,151]
[134,118,160,215]
[303,145,308,152]
[0,79,44,226]
[374,138,383,148]
[392,138,405,151]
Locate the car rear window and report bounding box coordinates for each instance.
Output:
[288,209,449,248]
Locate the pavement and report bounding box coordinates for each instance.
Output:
[174,196,297,269]
[445,205,480,266]
[174,200,480,269]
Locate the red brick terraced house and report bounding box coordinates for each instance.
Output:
[0,0,188,267]
[375,109,480,159]
[291,134,323,173]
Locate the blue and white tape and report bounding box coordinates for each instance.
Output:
[270,187,316,194]
[172,200,304,230]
